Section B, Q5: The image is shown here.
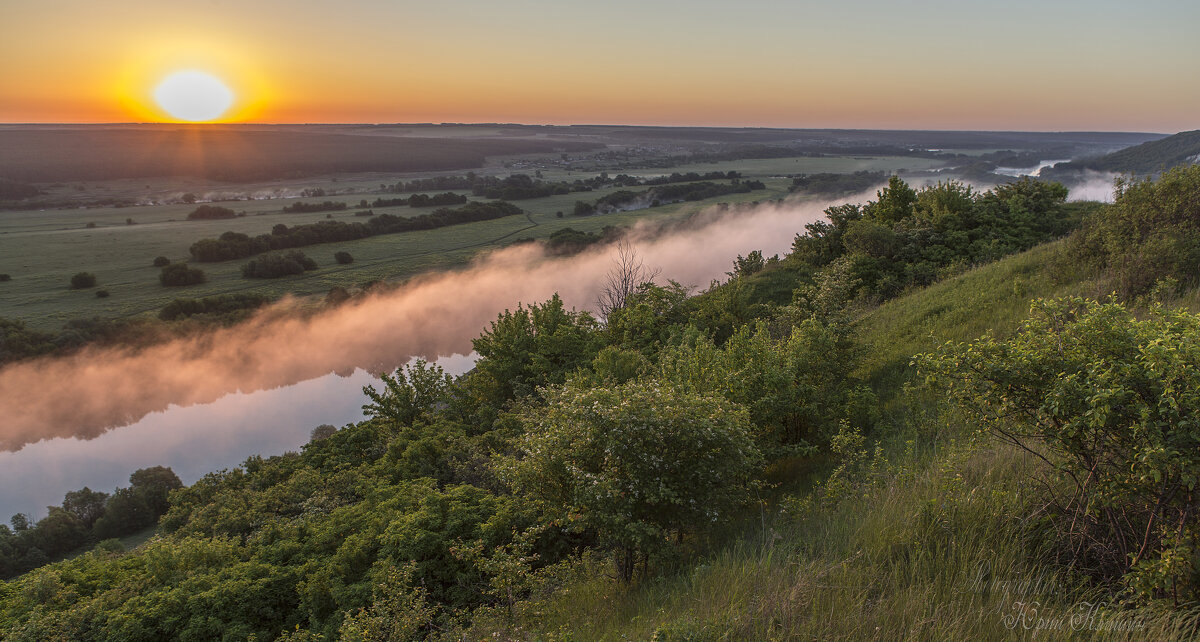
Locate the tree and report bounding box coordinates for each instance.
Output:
[363,360,454,427]
[310,424,337,442]
[63,487,110,528]
[729,249,765,278]
[863,175,916,225]
[70,272,97,289]
[595,243,659,320]
[10,513,30,532]
[334,251,354,265]
[128,466,183,516]
[159,263,206,286]
[153,256,171,267]
[32,507,88,555]
[507,380,761,581]
[186,205,237,220]
[469,295,600,407]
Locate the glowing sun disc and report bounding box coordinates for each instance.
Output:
[153,71,235,122]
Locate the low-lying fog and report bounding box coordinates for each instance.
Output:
[0,178,1114,519]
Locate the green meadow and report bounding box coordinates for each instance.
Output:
[0,155,932,331]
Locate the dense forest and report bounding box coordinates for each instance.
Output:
[3,169,1200,639]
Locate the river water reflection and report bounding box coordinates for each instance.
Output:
[0,353,476,520]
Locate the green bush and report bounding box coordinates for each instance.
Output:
[159,263,206,286]
[334,251,354,265]
[241,250,317,278]
[70,272,96,289]
[507,380,761,581]
[920,297,1200,603]
[186,204,236,220]
[152,256,171,267]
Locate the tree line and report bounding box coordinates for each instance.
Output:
[574,179,766,216]
[188,201,523,262]
[0,467,182,578]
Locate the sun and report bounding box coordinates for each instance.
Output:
[153,70,235,122]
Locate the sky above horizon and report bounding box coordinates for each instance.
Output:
[2,0,1197,132]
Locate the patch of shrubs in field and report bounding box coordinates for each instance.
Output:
[190,201,522,262]
[159,263,207,287]
[242,250,318,278]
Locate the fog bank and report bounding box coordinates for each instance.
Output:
[1,196,840,451]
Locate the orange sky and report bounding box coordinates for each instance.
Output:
[2,0,1197,131]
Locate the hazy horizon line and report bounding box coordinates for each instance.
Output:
[0,121,1179,136]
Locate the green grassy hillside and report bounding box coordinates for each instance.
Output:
[5,170,1200,640]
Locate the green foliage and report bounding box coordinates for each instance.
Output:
[1069,164,1200,296]
[507,380,761,581]
[334,250,354,265]
[338,564,437,640]
[0,317,58,363]
[1047,129,1200,176]
[790,176,1071,304]
[469,294,601,409]
[863,174,917,225]
[190,200,523,262]
[157,262,206,286]
[656,320,864,454]
[242,250,318,278]
[920,297,1200,603]
[185,204,237,220]
[789,170,884,196]
[62,487,109,529]
[69,272,96,289]
[157,293,270,321]
[729,249,765,278]
[363,360,453,427]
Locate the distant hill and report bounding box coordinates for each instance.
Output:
[1044,129,1200,177]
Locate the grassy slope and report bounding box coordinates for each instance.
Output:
[500,239,1197,640]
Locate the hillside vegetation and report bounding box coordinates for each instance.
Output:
[4,169,1200,640]
[1046,129,1200,176]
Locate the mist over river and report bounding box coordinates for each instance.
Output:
[0,180,1109,521]
[0,355,476,520]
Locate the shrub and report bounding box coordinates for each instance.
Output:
[70,272,97,289]
[0,274,10,282]
[95,289,109,298]
[159,263,207,286]
[334,251,354,265]
[920,297,1200,603]
[507,380,761,581]
[152,256,171,267]
[158,293,271,321]
[186,205,237,220]
[242,251,317,279]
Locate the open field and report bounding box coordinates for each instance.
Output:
[0,125,1160,332]
[1,163,807,330]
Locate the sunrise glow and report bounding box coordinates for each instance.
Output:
[1,1,1197,130]
[153,71,235,122]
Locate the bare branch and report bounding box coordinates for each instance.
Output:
[596,243,660,320]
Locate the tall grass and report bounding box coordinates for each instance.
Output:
[464,238,1200,640]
